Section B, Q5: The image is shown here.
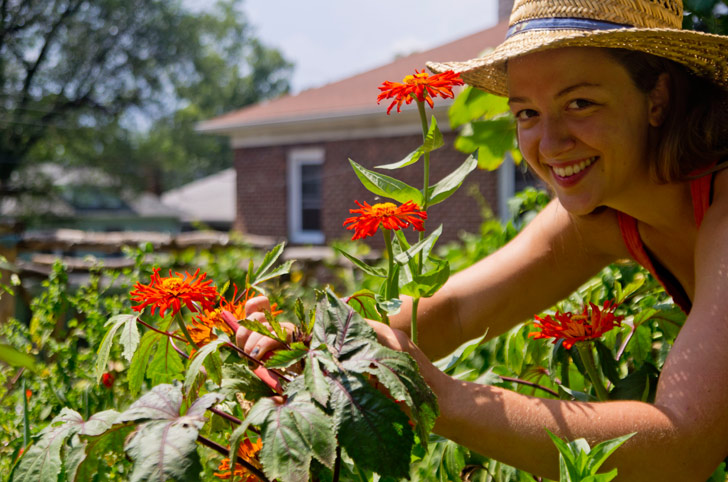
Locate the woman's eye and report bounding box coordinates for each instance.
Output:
[568,99,594,110]
[515,109,538,121]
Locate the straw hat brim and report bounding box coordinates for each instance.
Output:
[426,28,728,97]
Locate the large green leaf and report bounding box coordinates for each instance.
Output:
[66,421,133,482]
[393,225,443,265]
[95,314,140,382]
[426,155,477,206]
[11,408,120,482]
[127,330,163,396]
[448,86,510,128]
[313,289,378,360]
[146,337,185,386]
[120,385,224,482]
[399,258,451,299]
[349,159,423,205]
[184,337,228,394]
[314,290,438,447]
[334,247,387,278]
[328,371,414,479]
[454,118,516,170]
[243,394,336,482]
[0,344,36,371]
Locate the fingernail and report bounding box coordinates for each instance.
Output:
[251,347,260,357]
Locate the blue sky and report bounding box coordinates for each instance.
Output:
[243,0,498,93]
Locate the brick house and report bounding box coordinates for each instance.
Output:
[198,12,525,246]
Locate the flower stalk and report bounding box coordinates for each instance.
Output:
[575,342,610,402]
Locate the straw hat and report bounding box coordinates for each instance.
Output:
[426,0,728,96]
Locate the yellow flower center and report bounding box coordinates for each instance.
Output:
[371,202,398,217]
[160,277,185,294]
[403,72,428,85]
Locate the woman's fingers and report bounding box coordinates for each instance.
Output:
[245,295,271,315]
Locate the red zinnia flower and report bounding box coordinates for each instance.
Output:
[343,200,427,240]
[377,69,464,114]
[130,268,218,317]
[529,300,624,350]
[214,437,263,481]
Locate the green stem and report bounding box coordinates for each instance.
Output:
[576,342,609,402]
[174,312,198,349]
[383,229,395,300]
[410,298,419,345]
[22,377,30,449]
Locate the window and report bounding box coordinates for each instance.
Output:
[287,148,324,244]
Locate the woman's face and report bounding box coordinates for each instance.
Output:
[507,47,658,215]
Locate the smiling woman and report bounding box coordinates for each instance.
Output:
[234,0,728,479]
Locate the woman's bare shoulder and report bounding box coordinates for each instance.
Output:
[560,203,632,261]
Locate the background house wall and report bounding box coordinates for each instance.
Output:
[234,131,498,245]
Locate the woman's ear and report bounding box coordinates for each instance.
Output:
[648,72,670,127]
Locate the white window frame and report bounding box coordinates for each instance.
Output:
[287,147,325,244]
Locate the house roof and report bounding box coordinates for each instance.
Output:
[160,168,235,224]
[197,21,508,136]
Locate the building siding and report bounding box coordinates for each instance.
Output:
[234,132,499,246]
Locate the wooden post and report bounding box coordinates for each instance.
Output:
[0,221,19,323]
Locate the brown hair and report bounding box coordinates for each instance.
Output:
[607,48,728,182]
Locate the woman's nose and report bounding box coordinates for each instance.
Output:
[538,116,575,159]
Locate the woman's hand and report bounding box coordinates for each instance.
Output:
[366,319,450,392]
[235,295,295,360]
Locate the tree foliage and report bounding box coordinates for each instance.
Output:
[0,0,292,193]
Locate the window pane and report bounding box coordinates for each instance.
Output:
[300,164,321,231]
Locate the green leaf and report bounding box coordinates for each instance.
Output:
[12,408,120,482]
[454,118,516,170]
[594,340,620,386]
[585,432,635,474]
[253,260,294,289]
[238,318,280,342]
[146,337,185,386]
[0,344,36,371]
[184,337,227,394]
[120,385,223,482]
[264,341,310,369]
[349,159,423,205]
[95,314,139,383]
[313,288,379,359]
[427,155,478,206]
[315,291,438,448]
[329,372,414,479]
[66,422,133,482]
[376,116,444,170]
[393,225,443,265]
[345,290,382,321]
[128,330,163,396]
[434,332,488,375]
[250,242,286,286]
[609,363,659,402]
[448,86,510,128]
[245,394,336,482]
[303,350,332,406]
[399,258,450,298]
[335,247,387,278]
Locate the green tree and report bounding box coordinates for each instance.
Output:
[1,0,292,195]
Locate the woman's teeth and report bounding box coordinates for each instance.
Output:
[552,157,596,177]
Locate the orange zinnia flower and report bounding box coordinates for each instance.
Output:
[130,268,218,317]
[377,69,464,114]
[529,301,624,350]
[343,200,427,240]
[189,286,283,346]
[214,437,263,481]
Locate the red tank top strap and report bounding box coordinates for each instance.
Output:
[616,211,655,273]
[690,168,713,228]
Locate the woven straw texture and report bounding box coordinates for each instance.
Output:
[427,0,728,96]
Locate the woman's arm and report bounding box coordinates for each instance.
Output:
[388,199,625,360]
[372,174,728,481]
